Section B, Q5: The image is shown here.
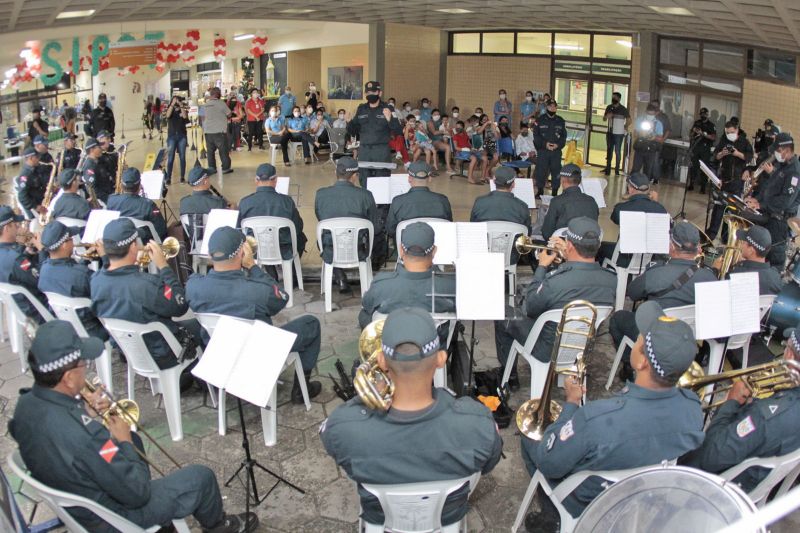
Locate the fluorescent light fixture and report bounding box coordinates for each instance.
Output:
[233,33,255,41]
[279,8,316,13]
[648,6,694,16]
[435,8,474,13]
[56,9,95,19]
[616,40,633,48]
[553,45,584,51]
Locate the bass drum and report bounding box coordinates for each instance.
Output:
[768,283,800,333]
[574,466,762,533]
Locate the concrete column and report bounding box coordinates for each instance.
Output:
[438,30,448,109]
[638,31,658,105]
[369,22,386,84]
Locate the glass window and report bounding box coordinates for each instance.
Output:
[699,74,742,94]
[481,32,514,54]
[702,43,744,73]
[659,69,700,86]
[452,33,480,54]
[659,88,695,140]
[748,49,797,83]
[517,33,551,55]
[554,33,590,57]
[593,35,632,61]
[660,39,700,67]
[699,94,740,137]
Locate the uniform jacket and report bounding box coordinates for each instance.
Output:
[727,260,784,295]
[610,194,667,225]
[238,186,307,259]
[386,186,453,237]
[106,193,167,241]
[627,258,717,309]
[470,190,532,234]
[15,164,46,211]
[346,101,402,146]
[0,242,46,318]
[533,114,567,151]
[541,186,599,240]
[52,192,91,221]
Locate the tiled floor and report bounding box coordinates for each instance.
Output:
[0,134,797,532]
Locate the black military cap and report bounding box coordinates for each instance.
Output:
[772,132,794,148]
[635,301,696,382]
[102,218,138,248]
[121,167,141,186]
[208,226,245,261]
[546,99,557,106]
[559,163,581,179]
[22,147,39,159]
[0,206,24,226]
[699,107,709,114]
[336,156,359,175]
[365,80,381,92]
[58,168,79,187]
[33,135,48,146]
[626,171,650,191]
[64,133,78,141]
[188,166,210,186]
[381,307,440,361]
[736,225,771,255]
[30,320,103,374]
[671,221,700,250]
[401,222,435,257]
[494,166,516,187]
[41,221,80,251]
[31,106,43,113]
[84,137,100,150]
[96,130,111,140]
[408,161,431,179]
[764,119,774,127]
[256,163,278,181]
[564,216,601,247]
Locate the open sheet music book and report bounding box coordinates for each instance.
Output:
[699,161,722,189]
[367,175,411,204]
[200,209,239,255]
[426,221,488,265]
[82,210,120,243]
[619,211,670,254]
[694,272,760,340]
[490,178,536,208]
[580,178,607,209]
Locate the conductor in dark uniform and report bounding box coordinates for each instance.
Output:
[89,93,115,137]
[321,307,503,528]
[723,226,783,295]
[359,222,455,330]
[37,221,108,341]
[51,169,92,221]
[9,320,256,533]
[61,133,82,170]
[683,323,800,491]
[106,168,167,242]
[346,80,403,188]
[15,147,46,221]
[186,226,322,404]
[745,132,800,268]
[540,164,599,240]
[91,219,205,371]
[525,301,703,518]
[386,161,453,238]
[315,156,380,293]
[0,205,48,321]
[494,217,616,388]
[533,99,566,196]
[81,137,112,204]
[238,163,307,262]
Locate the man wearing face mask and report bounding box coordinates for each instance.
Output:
[707,121,754,241]
[533,99,566,196]
[602,92,630,176]
[688,107,717,193]
[305,82,320,111]
[89,93,115,138]
[745,133,800,268]
[278,86,296,119]
[754,119,780,164]
[493,90,512,123]
[399,102,412,122]
[418,98,433,123]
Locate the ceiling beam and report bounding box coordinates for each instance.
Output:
[7,0,24,32]
[716,0,771,47]
[770,0,800,50]
[46,0,72,27]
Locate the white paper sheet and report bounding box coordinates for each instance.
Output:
[729,272,760,335]
[191,317,251,389]
[539,195,553,207]
[199,208,239,255]
[82,210,120,243]
[389,174,411,199]
[456,222,489,256]
[699,161,722,189]
[695,272,760,339]
[140,170,164,200]
[455,253,505,319]
[427,221,458,265]
[580,178,607,209]
[490,178,536,208]
[276,177,290,196]
[367,176,391,204]
[619,212,670,254]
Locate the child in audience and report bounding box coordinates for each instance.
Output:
[452,120,485,185]
[414,120,436,171]
[333,109,348,129]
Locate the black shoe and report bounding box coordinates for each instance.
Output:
[285,161,291,167]
[614,168,621,175]
[222,168,234,175]
[204,512,259,533]
[304,158,311,165]
[337,277,352,294]
[292,371,322,404]
[208,167,218,175]
[601,168,611,176]
[179,371,195,393]
[180,177,185,183]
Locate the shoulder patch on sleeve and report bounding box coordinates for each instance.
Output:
[163,285,173,300]
[99,439,119,463]
[559,420,575,441]
[19,259,31,271]
[736,415,756,438]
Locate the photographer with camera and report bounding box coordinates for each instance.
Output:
[630,102,665,183]
[687,107,717,193]
[754,118,780,164]
[165,95,190,184]
[706,121,754,241]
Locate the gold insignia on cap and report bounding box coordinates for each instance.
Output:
[658,316,678,323]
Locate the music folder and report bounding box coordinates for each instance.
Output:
[694,272,760,340]
[82,210,120,243]
[200,208,239,255]
[455,253,505,320]
[140,170,165,200]
[426,221,488,265]
[490,178,536,208]
[619,211,670,254]
[367,175,411,204]
[699,160,722,189]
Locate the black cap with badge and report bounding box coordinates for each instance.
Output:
[59,168,79,188]
[626,171,650,191]
[22,146,39,159]
[559,163,581,180]
[30,320,103,374]
[736,225,771,256]
[0,205,25,227]
[41,221,80,251]
[401,222,435,257]
[408,161,431,180]
[207,226,245,262]
[336,156,359,177]
[634,301,696,383]
[365,80,382,92]
[121,168,141,186]
[671,221,700,251]
[564,216,602,247]
[256,163,278,181]
[770,132,794,152]
[188,166,210,186]
[381,307,441,361]
[84,137,100,150]
[493,166,516,187]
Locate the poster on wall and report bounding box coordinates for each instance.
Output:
[328,66,363,99]
[260,52,287,97]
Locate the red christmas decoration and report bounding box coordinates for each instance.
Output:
[250,33,268,57]
[182,29,199,65]
[213,36,227,62]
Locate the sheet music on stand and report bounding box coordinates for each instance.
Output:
[140,170,165,200]
[699,160,722,189]
[490,178,536,208]
[426,221,488,265]
[367,175,411,205]
[454,253,505,320]
[695,272,760,340]
[580,178,607,209]
[200,208,239,255]
[619,211,670,254]
[82,210,120,243]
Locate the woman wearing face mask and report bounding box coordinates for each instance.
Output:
[493,89,512,122]
[399,102,412,122]
[245,88,265,151]
[305,82,320,111]
[227,92,245,152]
[333,109,348,129]
[426,109,453,175]
[286,106,312,164]
[264,105,291,166]
[520,91,536,126]
[309,110,330,151]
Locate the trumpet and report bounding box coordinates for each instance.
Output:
[515,235,565,263]
[679,359,800,411]
[136,237,180,267]
[353,319,394,411]
[516,301,597,440]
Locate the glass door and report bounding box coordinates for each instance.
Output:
[554,77,589,163]
[587,80,630,167]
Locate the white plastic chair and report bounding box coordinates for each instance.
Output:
[55,216,88,229]
[0,282,54,372]
[601,241,653,311]
[511,463,665,533]
[721,446,800,506]
[605,335,635,390]
[8,450,190,533]
[664,304,697,335]
[99,317,198,442]
[485,221,529,298]
[395,218,450,265]
[179,213,210,274]
[125,217,161,244]
[360,473,481,533]
[316,218,374,312]
[194,312,310,446]
[500,304,612,399]
[43,292,114,395]
[241,216,304,308]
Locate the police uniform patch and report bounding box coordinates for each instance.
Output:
[81,415,92,426]
[736,415,756,438]
[19,259,31,271]
[99,439,119,463]
[559,420,574,441]
[163,286,173,300]
[769,405,778,414]
[546,432,556,450]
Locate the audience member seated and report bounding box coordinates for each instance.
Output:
[265,105,290,166]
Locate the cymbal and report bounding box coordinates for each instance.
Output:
[789,218,800,236]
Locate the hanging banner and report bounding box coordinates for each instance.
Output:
[108,39,158,68]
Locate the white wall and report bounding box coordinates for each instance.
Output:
[92,68,169,135]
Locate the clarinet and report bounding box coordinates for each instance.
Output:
[207,183,231,208]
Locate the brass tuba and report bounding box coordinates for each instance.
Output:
[353,319,395,411]
[516,300,598,440]
[136,237,181,267]
[716,213,753,279]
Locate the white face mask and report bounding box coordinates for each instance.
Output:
[338,113,345,119]
[310,85,316,90]
[404,106,411,112]
[422,102,429,108]
[726,132,738,142]
[293,112,300,118]
[526,96,533,101]
[500,94,507,100]
[432,114,441,121]
[776,151,786,163]
[269,110,276,117]
[452,112,459,118]
[286,90,292,95]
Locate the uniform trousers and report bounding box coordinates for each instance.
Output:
[535,149,563,195]
[609,310,638,363]
[282,316,321,372]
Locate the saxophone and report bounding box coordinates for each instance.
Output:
[40,150,64,225]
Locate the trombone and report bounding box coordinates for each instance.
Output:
[516,301,598,440]
[80,374,181,476]
[353,319,394,411]
[136,237,181,268]
[515,235,565,264]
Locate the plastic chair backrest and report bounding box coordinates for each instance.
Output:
[485,221,529,267]
[522,304,611,367]
[316,218,374,267]
[195,313,253,338]
[329,127,348,154]
[54,217,88,229]
[43,292,92,337]
[395,218,449,256]
[361,473,479,532]
[0,282,55,323]
[720,446,800,505]
[99,318,181,377]
[125,218,161,244]
[0,457,32,533]
[664,305,697,335]
[179,213,208,256]
[241,216,298,264]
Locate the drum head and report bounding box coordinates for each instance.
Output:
[574,466,761,533]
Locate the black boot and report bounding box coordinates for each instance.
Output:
[508,367,520,392]
[292,370,322,404]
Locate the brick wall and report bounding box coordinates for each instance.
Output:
[383,23,441,107]
[741,78,800,138]
[321,44,369,116]
[287,48,321,105]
